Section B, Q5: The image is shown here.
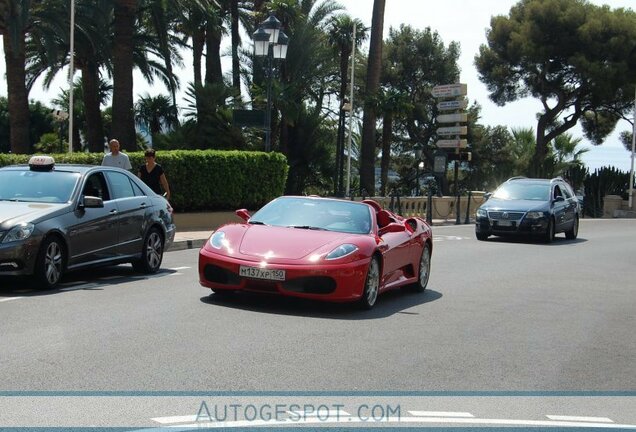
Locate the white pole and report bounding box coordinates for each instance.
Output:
[629,86,635,209]
[345,22,356,197]
[68,0,75,153]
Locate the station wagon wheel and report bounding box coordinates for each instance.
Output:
[412,243,431,293]
[358,257,380,310]
[35,236,65,289]
[565,215,579,240]
[544,217,555,243]
[133,227,164,274]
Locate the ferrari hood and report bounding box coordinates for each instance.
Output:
[238,225,350,260]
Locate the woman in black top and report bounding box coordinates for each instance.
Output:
[138,149,171,199]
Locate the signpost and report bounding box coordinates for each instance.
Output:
[433,83,469,225]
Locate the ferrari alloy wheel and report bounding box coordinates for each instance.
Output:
[565,216,579,240]
[359,257,380,310]
[133,228,164,274]
[413,243,431,293]
[35,236,65,289]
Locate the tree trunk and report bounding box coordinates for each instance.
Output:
[380,112,392,196]
[534,116,549,177]
[111,0,137,151]
[205,21,223,85]
[359,0,385,195]
[81,62,105,152]
[2,18,30,154]
[230,0,240,94]
[193,28,205,119]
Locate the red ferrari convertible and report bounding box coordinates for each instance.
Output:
[198,196,433,309]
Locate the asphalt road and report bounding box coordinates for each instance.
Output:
[1,219,635,428]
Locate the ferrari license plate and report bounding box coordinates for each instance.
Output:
[239,265,286,281]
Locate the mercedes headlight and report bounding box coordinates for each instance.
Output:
[325,244,358,260]
[3,223,35,243]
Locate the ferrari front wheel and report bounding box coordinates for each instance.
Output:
[358,257,380,310]
[413,243,431,292]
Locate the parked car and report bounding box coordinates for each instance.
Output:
[199,196,433,309]
[0,156,175,288]
[475,176,580,242]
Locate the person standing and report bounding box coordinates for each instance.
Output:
[102,139,132,170]
[138,148,171,200]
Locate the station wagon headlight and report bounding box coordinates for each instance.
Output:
[209,231,227,249]
[325,244,358,260]
[3,223,35,243]
[476,208,487,218]
[525,211,545,219]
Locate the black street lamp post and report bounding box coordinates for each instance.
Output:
[253,15,289,152]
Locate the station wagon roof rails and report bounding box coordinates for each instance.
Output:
[506,176,527,181]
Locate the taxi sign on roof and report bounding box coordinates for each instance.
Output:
[28,155,56,171]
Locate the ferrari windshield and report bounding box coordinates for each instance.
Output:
[249,197,372,234]
[0,169,80,203]
[492,182,550,201]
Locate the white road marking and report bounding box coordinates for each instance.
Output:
[547,415,614,423]
[168,273,182,276]
[409,411,474,417]
[170,267,191,271]
[151,415,199,424]
[0,296,23,303]
[149,416,636,429]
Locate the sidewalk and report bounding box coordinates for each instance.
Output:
[168,219,465,252]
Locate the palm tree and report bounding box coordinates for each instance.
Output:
[0,0,33,153]
[509,127,536,176]
[134,93,179,143]
[359,0,385,195]
[111,0,138,150]
[327,14,367,196]
[377,87,411,196]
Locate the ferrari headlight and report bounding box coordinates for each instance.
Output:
[209,231,227,249]
[525,211,545,219]
[3,223,35,243]
[325,244,358,260]
[476,208,487,218]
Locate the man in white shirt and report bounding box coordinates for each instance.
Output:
[102,139,132,170]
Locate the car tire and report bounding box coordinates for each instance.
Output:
[544,217,555,243]
[476,231,489,241]
[34,236,65,289]
[132,227,164,274]
[565,215,579,240]
[412,243,431,293]
[358,257,380,310]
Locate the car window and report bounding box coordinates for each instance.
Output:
[105,171,136,200]
[560,183,573,199]
[130,179,146,197]
[553,185,563,199]
[0,169,79,203]
[83,173,110,201]
[492,182,550,201]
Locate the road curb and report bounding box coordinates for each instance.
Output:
[168,239,207,252]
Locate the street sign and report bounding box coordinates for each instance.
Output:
[432,83,467,98]
[433,154,447,173]
[447,151,472,161]
[437,113,468,123]
[436,139,468,149]
[437,126,467,136]
[437,100,468,111]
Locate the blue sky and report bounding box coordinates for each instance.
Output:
[1,0,634,173]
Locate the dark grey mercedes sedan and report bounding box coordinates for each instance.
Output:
[0,156,175,289]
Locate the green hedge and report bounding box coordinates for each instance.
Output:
[0,150,288,211]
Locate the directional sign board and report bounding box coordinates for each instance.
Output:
[432,83,467,98]
[436,139,468,149]
[437,126,467,136]
[437,100,468,111]
[437,113,468,123]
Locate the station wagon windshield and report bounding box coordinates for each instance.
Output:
[492,182,550,201]
[0,170,80,203]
